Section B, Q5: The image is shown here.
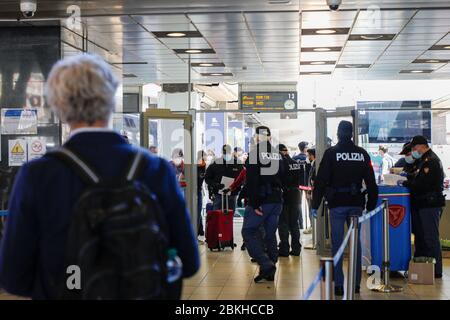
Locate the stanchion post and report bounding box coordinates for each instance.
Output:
[372,199,403,293]
[320,257,335,300]
[346,216,359,300]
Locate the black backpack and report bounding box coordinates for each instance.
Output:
[50,147,169,300]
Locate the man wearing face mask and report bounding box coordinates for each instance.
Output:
[205,144,244,211]
[242,126,285,283]
[277,144,302,257]
[399,136,445,279]
[394,143,418,176]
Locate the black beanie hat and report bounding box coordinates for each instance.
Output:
[337,120,353,140]
[255,126,271,137]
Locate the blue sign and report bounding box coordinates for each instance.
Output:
[205,113,225,156]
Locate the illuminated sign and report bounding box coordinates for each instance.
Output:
[240,92,298,111]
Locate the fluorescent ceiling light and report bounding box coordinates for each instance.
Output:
[410,70,424,73]
[426,60,440,63]
[210,73,223,76]
[445,46,450,49]
[316,29,336,34]
[310,61,326,65]
[360,35,384,40]
[167,32,186,37]
[313,48,331,52]
[185,49,202,53]
[199,63,214,67]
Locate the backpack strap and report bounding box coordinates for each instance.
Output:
[49,147,101,185]
[125,151,146,182]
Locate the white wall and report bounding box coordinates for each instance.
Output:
[299,79,450,109]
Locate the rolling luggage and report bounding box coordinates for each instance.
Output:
[206,194,234,251]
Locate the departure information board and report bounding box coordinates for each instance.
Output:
[240,91,297,111]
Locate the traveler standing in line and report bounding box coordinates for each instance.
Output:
[293,141,310,229]
[197,150,207,240]
[312,121,378,296]
[0,54,199,299]
[277,144,302,257]
[399,136,445,278]
[242,126,285,282]
[205,144,243,211]
[170,148,186,189]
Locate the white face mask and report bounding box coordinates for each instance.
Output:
[405,155,415,164]
[306,158,311,164]
[224,154,232,162]
[173,158,183,166]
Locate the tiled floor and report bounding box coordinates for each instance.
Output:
[183,218,450,300]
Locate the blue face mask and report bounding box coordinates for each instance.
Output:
[412,150,422,159]
[405,155,415,164]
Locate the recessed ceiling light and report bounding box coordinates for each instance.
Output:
[199,63,214,67]
[310,61,326,65]
[316,29,337,34]
[185,49,202,54]
[445,46,450,49]
[167,32,187,37]
[210,73,223,76]
[360,35,384,40]
[410,70,424,73]
[313,48,331,52]
[426,60,440,63]
[309,72,323,75]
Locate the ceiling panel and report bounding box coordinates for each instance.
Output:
[301,19,355,29]
[301,35,348,47]
[301,52,341,60]
[244,12,299,22]
[189,13,244,23]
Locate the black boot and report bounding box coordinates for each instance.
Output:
[335,286,344,296]
[254,266,276,283]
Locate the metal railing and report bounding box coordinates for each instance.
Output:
[303,198,403,300]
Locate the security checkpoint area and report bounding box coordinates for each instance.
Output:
[0,0,450,309]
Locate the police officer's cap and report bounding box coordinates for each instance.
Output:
[337,120,353,138]
[255,126,271,137]
[410,135,429,147]
[399,142,412,155]
[277,144,288,152]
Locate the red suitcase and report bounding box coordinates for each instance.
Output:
[206,194,234,251]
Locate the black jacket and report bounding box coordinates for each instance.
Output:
[403,149,445,208]
[205,157,243,196]
[197,163,206,193]
[312,139,378,211]
[245,142,285,208]
[281,154,301,204]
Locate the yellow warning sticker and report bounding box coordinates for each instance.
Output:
[11,142,24,154]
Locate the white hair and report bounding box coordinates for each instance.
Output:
[45,53,119,125]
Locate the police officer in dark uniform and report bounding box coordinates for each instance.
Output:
[400,136,445,278]
[205,144,244,210]
[311,121,378,296]
[242,126,285,283]
[277,144,302,257]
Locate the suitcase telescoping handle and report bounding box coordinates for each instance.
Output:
[221,193,229,214]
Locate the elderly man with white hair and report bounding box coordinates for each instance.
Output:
[0,54,199,299]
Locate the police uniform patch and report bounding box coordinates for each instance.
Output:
[424,167,430,174]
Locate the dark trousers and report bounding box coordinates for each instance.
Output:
[278,202,301,255]
[197,190,204,236]
[329,206,363,287]
[242,203,282,272]
[412,207,442,275]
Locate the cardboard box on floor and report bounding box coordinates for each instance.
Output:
[408,259,435,285]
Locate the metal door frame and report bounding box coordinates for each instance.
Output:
[142,108,196,231]
[315,107,357,256]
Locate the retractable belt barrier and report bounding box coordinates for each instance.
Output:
[302,203,385,300]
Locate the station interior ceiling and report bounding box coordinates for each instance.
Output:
[2,0,450,85]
